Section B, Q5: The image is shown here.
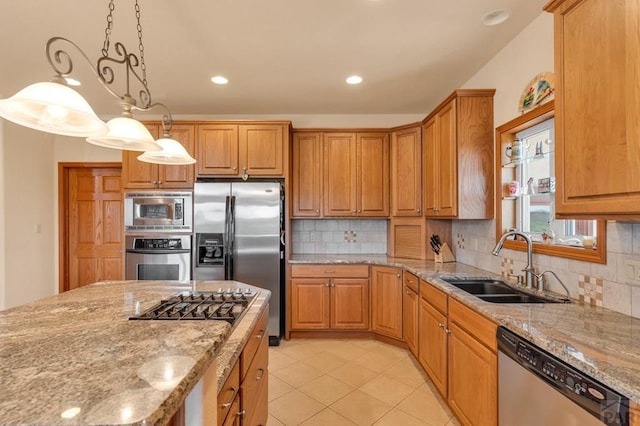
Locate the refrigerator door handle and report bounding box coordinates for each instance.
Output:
[224,196,232,280]
[228,195,236,280]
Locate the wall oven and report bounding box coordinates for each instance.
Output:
[124,191,193,233]
[125,235,191,281]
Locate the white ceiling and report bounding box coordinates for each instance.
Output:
[0,0,548,117]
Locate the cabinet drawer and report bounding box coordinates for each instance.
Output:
[241,333,269,423]
[290,264,369,278]
[420,279,447,314]
[404,271,419,293]
[217,360,240,425]
[241,307,268,380]
[221,394,240,426]
[449,298,497,352]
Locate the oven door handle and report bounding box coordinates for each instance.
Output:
[126,249,192,255]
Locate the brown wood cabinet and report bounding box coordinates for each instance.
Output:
[197,123,287,178]
[122,124,196,189]
[217,360,240,425]
[422,89,495,219]
[292,132,322,217]
[544,0,640,219]
[290,265,369,331]
[402,271,419,356]
[417,279,448,397]
[370,266,403,340]
[323,132,389,217]
[391,125,422,216]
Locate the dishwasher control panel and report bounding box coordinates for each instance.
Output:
[498,327,629,426]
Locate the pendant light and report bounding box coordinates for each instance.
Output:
[0,1,191,163]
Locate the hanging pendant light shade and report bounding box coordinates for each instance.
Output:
[137,137,196,165]
[86,116,161,151]
[0,81,108,137]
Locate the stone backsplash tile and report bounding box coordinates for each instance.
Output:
[292,219,387,255]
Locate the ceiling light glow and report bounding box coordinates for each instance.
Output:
[346,75,363,85]
[211,76,229,85]
[482,9,511,26]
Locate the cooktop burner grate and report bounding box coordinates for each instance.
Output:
[129,289,257,324]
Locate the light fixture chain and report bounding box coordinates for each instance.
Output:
[102,0,115,57]
[135,0,148,87]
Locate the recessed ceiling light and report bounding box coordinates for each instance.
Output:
[482,9,511,26]
[211,76,229,85]
[346,75,363,85]
[65,77,81,86]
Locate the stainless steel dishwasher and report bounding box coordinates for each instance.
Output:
[497,327,629,426]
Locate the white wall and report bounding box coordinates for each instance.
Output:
[455,13,640,318]
[0,119,5,309]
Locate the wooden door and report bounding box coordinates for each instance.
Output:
[370,266,403,339]
[418,297,448,397]
[292,132,322,217]
[290,278,330,329]
[197,124,239,176]
[331,278,369,330]
[391,126,422,216]
[357,132,390,217]
[448,321,497,426]
[157,124,196,188]
[61,164,123,292]
[239,124,284,176]
[436,99,457,217]
[323,133,357,217]
[423,118,438,216]
[121,124,159,189]
[403,285,419,356]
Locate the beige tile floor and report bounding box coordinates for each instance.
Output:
[267,339,461,426]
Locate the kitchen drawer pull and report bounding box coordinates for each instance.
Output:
[406,291,412,295]
[256,331,264,339]
[256,368,265,381]
[238,409,247,418]
[324,270,336,274]
[221,386,237,408]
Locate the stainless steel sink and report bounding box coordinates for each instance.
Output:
[442,278,564,304]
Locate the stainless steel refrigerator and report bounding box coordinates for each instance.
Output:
[193,180,284,345]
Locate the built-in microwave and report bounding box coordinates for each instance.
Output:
[124,191,193,233]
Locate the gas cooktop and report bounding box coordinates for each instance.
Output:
[129,288,257,324]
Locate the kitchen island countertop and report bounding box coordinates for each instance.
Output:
[0,280,270,425]
[290,254,640,403]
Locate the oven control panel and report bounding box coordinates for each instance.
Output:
[133,238,184,250]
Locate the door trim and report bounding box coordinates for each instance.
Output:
[58,162,122,293]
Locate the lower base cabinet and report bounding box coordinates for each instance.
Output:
[403,272,419,356]
[371,266,403,339]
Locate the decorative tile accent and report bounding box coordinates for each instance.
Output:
[501,257,514,278]
[457,233,465,250]
[579,274,604,307]
[344,231,357,243]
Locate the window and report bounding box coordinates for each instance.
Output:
[495,101,606,263]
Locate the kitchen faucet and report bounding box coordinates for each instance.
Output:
[492,230,536,289]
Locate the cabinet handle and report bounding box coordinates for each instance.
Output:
[438,322,445,328]
[331,283,335,287]
[157,181,162,184]
[256,368,265,381]
[324,270,336,274]
[416,209,421,213]
[315,210,320,214]
[357,209,361,213]
[406,291,412,295]
[221,386,237,408]
[325,283,330,287]
[396,273,401,278]
[256,329,264,339]
[232,166,237,171]
[445,328,452,334]
[238,409,247,418]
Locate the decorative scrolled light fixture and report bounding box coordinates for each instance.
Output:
[0,0,195,164]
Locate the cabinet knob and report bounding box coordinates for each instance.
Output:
[406,290,412,295]
[221,386,237,408]
[416,209,421,213]
[357,209,361,213]
[238,409,247,418]
[325,283,330,287]
[445,328,452,334]
[157,181,162,184]
[396,273,401,278]
[438,322,445,328]
[232,166,237,171]
[315,210,320,214]
[256,368,265,381]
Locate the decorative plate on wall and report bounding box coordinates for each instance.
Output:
[519,72,555,113]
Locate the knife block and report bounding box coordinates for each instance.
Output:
[434,243,456,263]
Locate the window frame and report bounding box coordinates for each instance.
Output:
[495,100,606,264]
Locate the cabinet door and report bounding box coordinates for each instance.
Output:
[423,118,438,216]
[323,133,357,216]
[239,124,284,176]
[357,132,389,217]
[121,124,159,189]
[157,124,195,188]
[418,297,447,397]
[290,278,330,330]
[331,278,369,330]
[403,286,419,356]
[370,266,403,339]
[435,99,457,217]
[292,133,322,217]
[197,124,239,176]
[547,0,640,218]
[391,126,422,216]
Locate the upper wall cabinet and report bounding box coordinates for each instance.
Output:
[323,132,390,217]
[423,89,495,219]
[292,132,322,217]
[391,125,422,217]
[545,0,640,219]
[197,123,289,178]
[122,124,196,189]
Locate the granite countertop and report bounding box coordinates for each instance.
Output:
[0,280,270,425]
[290,254,640,403]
